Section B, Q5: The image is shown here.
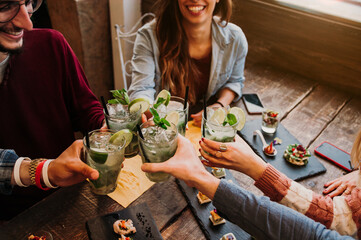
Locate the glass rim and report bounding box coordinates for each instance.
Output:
[262,109,280,119]
[202,106,239,129]
[138,120,178,144]
[169,96,189,112]
[83,129,126,152]
[103,103,142,120]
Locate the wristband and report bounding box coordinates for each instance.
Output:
[35,160,50,190]
[215,101,224,107]
[14,157,30,187]
[29,159,44,185]
[42,160,58,189]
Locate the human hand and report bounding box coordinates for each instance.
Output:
[48,140,99,187]
[190,111,203,127]
[323,170,359,197]
[200,135,267,181]
[141,135,219,198]
[100,119,108,130]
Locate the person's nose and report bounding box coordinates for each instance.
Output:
[11,4,33,31]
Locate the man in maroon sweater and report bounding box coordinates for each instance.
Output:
[0,0,105,219]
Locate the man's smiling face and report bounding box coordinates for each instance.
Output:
[0,0,33,53]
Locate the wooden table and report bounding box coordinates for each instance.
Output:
[1,63,360,240]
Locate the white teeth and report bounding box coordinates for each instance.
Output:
[188,6,205,13]
[6,30,23,36]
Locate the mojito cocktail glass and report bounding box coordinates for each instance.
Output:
[138,120,178,182]
[201,106,239,177]
[157,96,188,136]
[83,129,125,195]
[105,104,142,157]
[201,107,239,142]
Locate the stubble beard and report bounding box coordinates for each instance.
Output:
[0,25,24,55]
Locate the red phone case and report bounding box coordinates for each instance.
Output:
[314,141,352,172]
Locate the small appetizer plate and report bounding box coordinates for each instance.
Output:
[253,130,277,157]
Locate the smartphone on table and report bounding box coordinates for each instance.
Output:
[314,141,352,172]
[242,93,264,115]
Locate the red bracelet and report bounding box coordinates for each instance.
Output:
[35,160,50,190]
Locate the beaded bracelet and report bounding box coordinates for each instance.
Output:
[14,157,30,187]
[35,161,50,190]
[42,160,58,189]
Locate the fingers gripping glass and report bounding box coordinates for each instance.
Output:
[0,0,43,23]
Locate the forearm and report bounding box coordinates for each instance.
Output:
[216,88,236,107]
[255,165,358,236]
[213,180,352,240]
[192,170,220,200]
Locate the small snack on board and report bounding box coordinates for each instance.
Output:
[113,219,137,236]
[197,191,211,204]
[284,144,311,166]
[220,232,237,240]
[209,209,226,226]
[28,235,47,240]
[119,235,133,240]
[212,167,226,178]
[264,142,275,155]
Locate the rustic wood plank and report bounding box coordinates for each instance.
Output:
[235,64,316,122]
[281,84,350,146]
[0,178,187,239]
[232,0,361,96]
[161,208,206,240]
[299,97,361,193]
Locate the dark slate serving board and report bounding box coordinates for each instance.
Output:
[86,203,163,240]
[177,167,251,240]
[239,119,326,181]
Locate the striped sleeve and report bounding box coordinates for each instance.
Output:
[255,164,358,238]
[0,149,18,195]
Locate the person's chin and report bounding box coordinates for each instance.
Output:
[0,42,24,54]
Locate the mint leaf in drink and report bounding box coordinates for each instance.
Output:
[150,107,169,129]
[223,113,237,126]
[109,89,130,105]
[108,98,121,105]
[153,97,165,109]
[150,107,159,118]
[161,118,170,127]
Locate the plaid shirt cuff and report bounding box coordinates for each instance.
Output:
[0,149,19,195]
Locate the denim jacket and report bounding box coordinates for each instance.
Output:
[128,17,248,103]
[0,149,18,195]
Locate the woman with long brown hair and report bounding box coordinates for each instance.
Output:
[128,0,248,126]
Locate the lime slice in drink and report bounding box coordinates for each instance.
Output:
[129,98,150,114]
[155,89,171,106]
[229,107,246,130]
[210,108,226,125]
[89,148,108,164]
[109,129,133,148]
[165,111,180,126]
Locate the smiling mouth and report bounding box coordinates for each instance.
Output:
[187,6,206,14]
[1,30,23,36]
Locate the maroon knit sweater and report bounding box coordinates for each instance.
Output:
[0,29,104,219]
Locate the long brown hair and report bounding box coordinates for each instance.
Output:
[155,0,232,105]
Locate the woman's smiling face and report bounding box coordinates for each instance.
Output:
[178,0,219,27]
